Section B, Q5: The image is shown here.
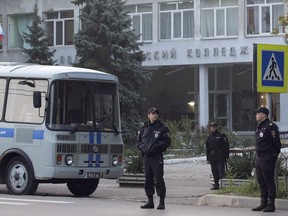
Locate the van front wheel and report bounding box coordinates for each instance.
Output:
[5,157,39,195]
[67,179,99,197]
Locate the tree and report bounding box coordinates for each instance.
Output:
[22,3,56,65]
[272,15,288,43]
[72,0,150,146]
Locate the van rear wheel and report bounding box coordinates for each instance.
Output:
[67,179,99,197]
[5,156,38,195]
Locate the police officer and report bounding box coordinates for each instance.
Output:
[137,107,171,210]
[252,107,281,212]
[206,122,229,190]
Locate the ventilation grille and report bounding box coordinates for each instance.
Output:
[81,144,108,153]
[56,134,76,141]
[56,143,123,154]
[111,144,124,153]
[57,144,77,153]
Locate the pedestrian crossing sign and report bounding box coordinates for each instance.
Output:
[255,44,288,93]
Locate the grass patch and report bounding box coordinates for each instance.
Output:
[216,179,288,199]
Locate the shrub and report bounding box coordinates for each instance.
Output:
[218,179,288,199]
[123,147,143,173]
[226,155,255,179]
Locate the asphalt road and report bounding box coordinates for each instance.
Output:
[1,159,287,215]
[1,191,288,216]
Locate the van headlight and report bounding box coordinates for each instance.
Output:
[112,155,118,166]
[65,155,74,166]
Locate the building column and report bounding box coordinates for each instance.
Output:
[199,64,209,127]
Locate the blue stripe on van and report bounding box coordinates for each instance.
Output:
[96,132,101,144]
[95,153,101,167]
[88,132,94,167]
[95,132,101,167]
[33,130,44,139]
[89,132,94,144]
[88,132,102,167]
[0,128,14,138]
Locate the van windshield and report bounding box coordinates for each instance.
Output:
[46,80,119,133]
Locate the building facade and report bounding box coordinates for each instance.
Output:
[0,0,288,132]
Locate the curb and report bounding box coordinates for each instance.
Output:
[197,194,288,210]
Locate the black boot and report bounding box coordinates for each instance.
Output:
[263,199,275,212]
[141,196,154,209]
[157,197,165,210]
[251,199,268,211]
[211,183,219,190]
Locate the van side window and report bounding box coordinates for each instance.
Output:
[0,79,6,120]
[5,79,48,123]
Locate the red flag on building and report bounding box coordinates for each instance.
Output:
[0,25,5,41]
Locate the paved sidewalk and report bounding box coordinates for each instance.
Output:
[152,158,288,210]
[198,194,288,210]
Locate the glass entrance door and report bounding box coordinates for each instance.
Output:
[209,92,230,129]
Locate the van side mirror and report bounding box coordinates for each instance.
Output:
[33,91,42,108]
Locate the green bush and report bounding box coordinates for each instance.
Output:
[123,147,143,173]
[165,116,256,158]
[226,155,255,179]
[217,180,260,197]
[165,119,182,149]
[218,179,288,199]
[165,116,210,157]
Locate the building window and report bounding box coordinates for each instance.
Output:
[125,4,152,42]
[7,14,33,49]
[246,0,284,35]
[44,10,74,46]
[159,1,194,40]
[140,67,199,127]
[208,67,232,129]
[231,64,257,131]
[201,0,238,38]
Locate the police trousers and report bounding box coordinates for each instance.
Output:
[255,154,277,200]
[210,161,225,185]
[143,154,166,197]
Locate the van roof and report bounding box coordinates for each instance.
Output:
[0,63,118,82]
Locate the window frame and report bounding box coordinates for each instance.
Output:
[246,0,284,36]
[7,13,33,50]
[44,10,74,47]
[126,4,153,43]
[159,1,195,40]
[201,0,238,39]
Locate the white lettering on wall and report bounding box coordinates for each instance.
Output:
[240,46,249,55]
[162,50,168,59]
[145,46,249,61]
[170,48,176,59]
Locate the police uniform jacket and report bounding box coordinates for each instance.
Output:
[255,118,281,157]
[137,119,171,156]
[206,130,229,163]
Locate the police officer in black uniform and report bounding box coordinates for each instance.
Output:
[252,107,281,212]
[206,122,229,190]
[137,107,171,210]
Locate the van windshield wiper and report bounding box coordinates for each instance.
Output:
[70,123,81,134]
[96,117,111,123]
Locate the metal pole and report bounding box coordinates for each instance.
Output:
[267,93,272,120]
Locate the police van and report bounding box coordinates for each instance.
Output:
[0,63,124,196]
